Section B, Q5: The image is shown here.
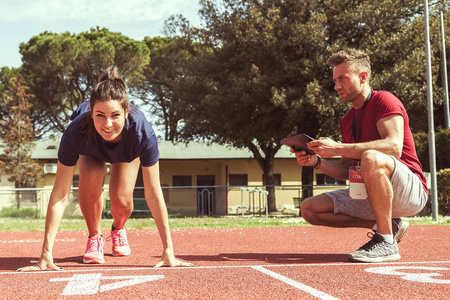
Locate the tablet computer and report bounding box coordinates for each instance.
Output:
[281,133,316,155]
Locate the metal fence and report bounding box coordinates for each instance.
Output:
[0,184,434,219]
[239,187,268,217]
[0,188,51,219]
[0,185,316,219]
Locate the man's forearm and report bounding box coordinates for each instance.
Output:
[332,139,402,160]
[316,156,354,180]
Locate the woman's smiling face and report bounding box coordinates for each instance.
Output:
[91,100,128,143]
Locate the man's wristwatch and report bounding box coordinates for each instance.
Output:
[313,155,321,169]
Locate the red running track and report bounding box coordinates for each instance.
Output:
[0,225,449,299]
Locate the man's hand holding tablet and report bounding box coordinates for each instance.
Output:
[281,133,316,155]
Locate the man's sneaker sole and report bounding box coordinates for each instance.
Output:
[394,220,409,243]
[348,253,401,263]
[82,258,105,264]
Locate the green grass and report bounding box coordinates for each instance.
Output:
[0,207,39,218]
[0,215,448,232]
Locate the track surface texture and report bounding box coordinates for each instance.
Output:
[0,225,449,299]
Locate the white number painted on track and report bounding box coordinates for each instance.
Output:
[50,273,165,295]
[365,266,450,284]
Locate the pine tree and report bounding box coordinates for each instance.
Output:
[0,74,42,208]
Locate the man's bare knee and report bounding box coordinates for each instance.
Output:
[300,196,333,225]
[360,150,393,177]
[300,200,315,224]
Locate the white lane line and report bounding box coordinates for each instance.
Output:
[3,261,450,275]
[252,266,340,300]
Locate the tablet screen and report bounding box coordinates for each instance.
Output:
[281,133,316,155]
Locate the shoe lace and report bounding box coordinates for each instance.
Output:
[87,236,104,253]
[107,230,127,246]
[357,232,381,252]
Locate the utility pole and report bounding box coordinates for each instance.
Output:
[424,0,439,221]
[441,8,450,128]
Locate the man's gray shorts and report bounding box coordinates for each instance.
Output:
[324,156,428,220]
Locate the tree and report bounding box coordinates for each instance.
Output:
[0,74,42,207]
[19,27,150,136]
[0,67,20,134]
[136,32,207,141]
[164,0,447,211]
[349,0,449,133]
[175,0,340,211]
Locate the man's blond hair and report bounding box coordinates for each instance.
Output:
[327,48,371,79]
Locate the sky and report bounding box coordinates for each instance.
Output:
[0,0,202,68]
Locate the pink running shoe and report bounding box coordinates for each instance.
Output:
[107,228,131,256]
[83,235,105,264]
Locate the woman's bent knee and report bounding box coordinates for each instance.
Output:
[110,197,133,216]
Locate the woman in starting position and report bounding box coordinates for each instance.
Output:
[18,67,191,271]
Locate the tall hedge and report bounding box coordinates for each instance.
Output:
[413,130,450,216]
[413,129,450,172]
[437,169,450,216]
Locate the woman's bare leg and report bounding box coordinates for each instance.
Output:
[108,158,140,230]
[77,155,105,237]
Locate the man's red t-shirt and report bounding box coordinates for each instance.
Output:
[340,90,428,193]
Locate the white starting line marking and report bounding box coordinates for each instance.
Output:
[252,266,340,300]
[50,273,165,295]
[4,260,450,275]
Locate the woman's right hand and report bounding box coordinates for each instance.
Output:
[16,251,62,272]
